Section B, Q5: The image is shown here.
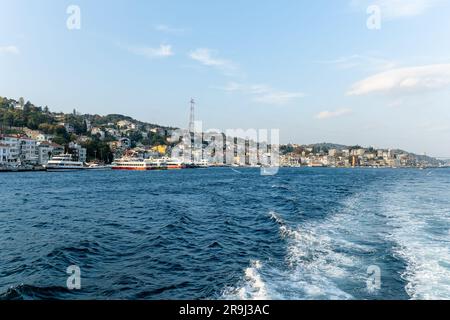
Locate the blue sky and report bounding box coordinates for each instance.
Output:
[1,0,450,156]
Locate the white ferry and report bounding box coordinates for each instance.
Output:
[45,154,85,172]
[145,158,167,170]
[111,158,147,171]
[163,157,186,170]
[111,157,187,171]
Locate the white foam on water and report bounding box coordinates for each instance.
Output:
[224,172,450,300]
[225,199,380,300]
[382,179,450,300]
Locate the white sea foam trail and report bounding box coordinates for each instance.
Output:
[224,171,450,300]
[382,174,450,300]
[232,260,269,300]
[225,200,382,300]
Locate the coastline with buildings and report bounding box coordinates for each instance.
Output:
[279,144,448,169]
[1,96,448,172]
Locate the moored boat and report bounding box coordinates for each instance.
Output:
[164,157,186,169]
[45,154,85,172]
[85,163,112,170]
[111,158,147,170]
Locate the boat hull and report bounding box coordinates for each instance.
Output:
[111,167,147,171]
[46,167,85,172]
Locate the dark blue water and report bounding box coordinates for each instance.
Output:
[1,168,449,300]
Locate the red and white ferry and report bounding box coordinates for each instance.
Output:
[111,157,186,171]
[162,157,186,170]
[111,158,148,171]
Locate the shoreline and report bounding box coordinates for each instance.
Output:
[1,166,448,173]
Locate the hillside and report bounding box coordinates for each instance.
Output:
[0,96,174,162]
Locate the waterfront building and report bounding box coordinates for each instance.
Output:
[68,142,87,163]
[0,144,12,165]
[0,135,20,162]
[36,142,63,165]
[19,137,38,164]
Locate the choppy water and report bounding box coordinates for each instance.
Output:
[0,168,449,300]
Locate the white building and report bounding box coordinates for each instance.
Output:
[0,135,39,164]
[0,144,12,165]
[19,137,38,164]
[69,142,87,163]
[0,135,20,162]
[36,142,54,165]
[328,149,338,157]
[36,133,55,142]
[91,127,105,140]
[117,120,136,130]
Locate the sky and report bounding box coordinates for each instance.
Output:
[1,0,450,156]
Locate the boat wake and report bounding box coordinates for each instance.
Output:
[224,171,450,300]
[383,177,450,300]
[223,193,381,300]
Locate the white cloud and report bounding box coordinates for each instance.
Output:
[0,45,19,54]
[194,49,304,105]
[155,24,186,35]
[254,92,305,105]
[128,44,174,59]
[315,108,352,120]
[218,82,304,105]
[189,48,238,76]
[319,54,396,71]
[350,0,442,19]
[348,64,450,96]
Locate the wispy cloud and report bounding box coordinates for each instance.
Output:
[315,108,352,120]
[155,24,186,35]
[318,54,396,72]
[193,49,304,105]
[218,82,304,105]
[350,0,442,19]
[189,48,238,76]
[128,44,174,59]
[348,64,450,96]
[0,45,20,55]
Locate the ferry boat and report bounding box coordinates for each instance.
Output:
[145,158,167,170]
[188,159,210,168]
[163,157,186,170]
[111,157,187,171]
[45,154,85,171]
[111,158,147,170]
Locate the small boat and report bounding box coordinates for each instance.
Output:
[85,163,111,171]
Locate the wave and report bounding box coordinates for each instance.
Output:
[383,178,450,300]
[223,198,381,300]
[0,284,72,300]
